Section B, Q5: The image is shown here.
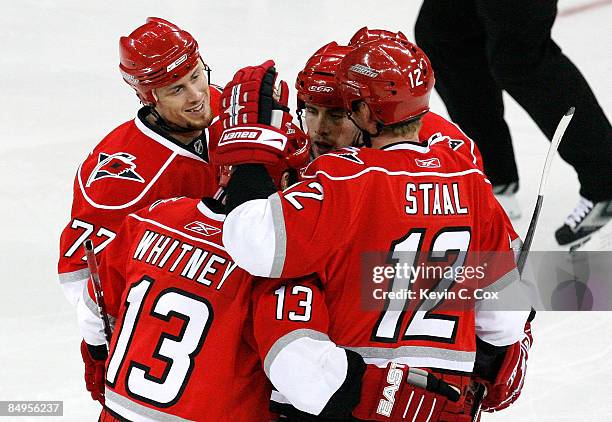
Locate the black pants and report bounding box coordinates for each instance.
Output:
[415,0,612,201]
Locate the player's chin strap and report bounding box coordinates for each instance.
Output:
[148,107,200,134]
[296,108,305,132]
[346,112,383,148]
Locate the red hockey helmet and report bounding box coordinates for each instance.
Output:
[295,42,353,110]
[336,38,434,125]
[349,26,409,47]
[119,17,202,105]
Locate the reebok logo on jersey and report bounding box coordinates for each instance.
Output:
[377,362,406,417]
[185,221,221,237]
[350,64,379,78]
[86,152,145,187]
[415,157,441,168]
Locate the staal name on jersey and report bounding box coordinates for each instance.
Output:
[405,182,468,216]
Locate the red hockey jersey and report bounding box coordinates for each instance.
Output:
[58,87,222,305]
[78,197,273,421]
[420,111,483,172]
[77,198,383,420]
[224,141,530,373]
[420,111,520,245]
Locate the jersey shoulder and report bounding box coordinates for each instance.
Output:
[304,143,483,181]
[75,117,204,209]
[303,147,370,179]
[130,197,226,248]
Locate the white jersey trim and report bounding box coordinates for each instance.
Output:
[264,329,331,376]
[77,152,177,210]
[345,345,475,373]
[105,389,191,422]
[363,356,473,373]
[134,115,206,162]
[196,202,226,222]
[59,269,89,306]
[267,335,348,415]
[447,119,479,166]
[302,166,484,182]
[383,142,431,153]
[269,193,286,278]
[223,198,277,277]
[128,213,226,251]
[58,267,90,284]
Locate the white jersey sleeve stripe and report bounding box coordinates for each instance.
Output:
[475,268,530,346]
[267,335,348,416]
[58,269,89,306]
[58,268,90,284]
[269,192,287,278]
[77,288,107,346]
[345,345,475,373]
[223,198,278,277]
[105,389,191,422]
[263,328,331,376]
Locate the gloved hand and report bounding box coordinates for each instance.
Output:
[80,340,108,405]
[481,321,533,412]
[213,60,295,166]
[352,362,465,421]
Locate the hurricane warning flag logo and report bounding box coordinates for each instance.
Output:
[86,152,145,187]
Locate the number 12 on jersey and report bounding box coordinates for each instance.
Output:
[372,227,471,344]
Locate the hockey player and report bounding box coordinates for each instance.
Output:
[296,29,484,171]
[297,31,527,256]
[215,40,533,420]
[77,129,462,420]
[295,33,535,419]
[58,17,222,307]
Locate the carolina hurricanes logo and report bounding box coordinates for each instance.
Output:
[86,152,145,187]
[185,221,221,237]
[327,147,364,164]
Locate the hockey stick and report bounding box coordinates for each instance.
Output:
[516,107,574,273]
[83,239,113,351]
[471,108,574,421]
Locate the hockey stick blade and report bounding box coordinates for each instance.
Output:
[84,239,113,350]
[517,107,574,273]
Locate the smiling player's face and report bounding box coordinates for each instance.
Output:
[153,61,213,133]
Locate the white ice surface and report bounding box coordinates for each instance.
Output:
[0,0,610,420]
